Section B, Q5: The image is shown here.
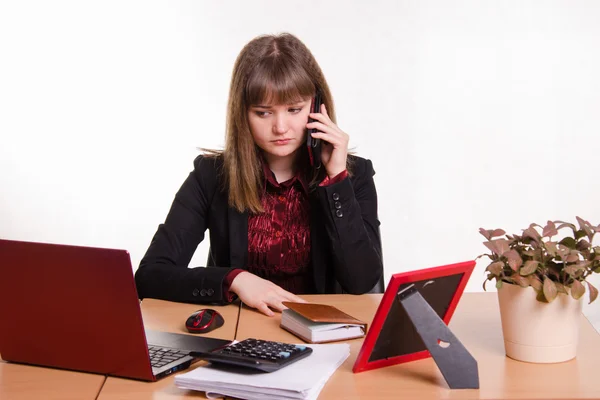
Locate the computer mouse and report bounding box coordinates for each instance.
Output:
[185,308,224,334]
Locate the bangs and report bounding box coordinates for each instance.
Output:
[246,57,315,106]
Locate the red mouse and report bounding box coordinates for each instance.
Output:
[185,309,224,334]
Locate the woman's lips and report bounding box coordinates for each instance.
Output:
[272,139,292,145]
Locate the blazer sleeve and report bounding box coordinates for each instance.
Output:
[135,155,234,304]
[316,157,383,294]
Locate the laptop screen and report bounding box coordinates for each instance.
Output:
[0,239,155,380]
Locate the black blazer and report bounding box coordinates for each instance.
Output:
[135,154,383,304]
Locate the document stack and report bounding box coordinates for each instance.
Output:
[175,343,350,400]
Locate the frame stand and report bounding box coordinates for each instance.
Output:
[398,284,479,389]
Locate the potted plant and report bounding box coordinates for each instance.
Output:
[478,217,600,363]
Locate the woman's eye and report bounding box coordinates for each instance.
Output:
[289,108,302,113]
[255,111,270,117]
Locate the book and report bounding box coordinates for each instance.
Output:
[175,343,350,400]
[280,302,367,344]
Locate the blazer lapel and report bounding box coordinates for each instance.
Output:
[228,207,248,269]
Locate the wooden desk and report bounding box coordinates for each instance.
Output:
[236,293,600,399]
[97,299,240,400]
[0,361,105,400]
[4,294,599,399]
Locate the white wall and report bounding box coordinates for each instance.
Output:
[1,1,599,323]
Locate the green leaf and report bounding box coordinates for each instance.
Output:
[571,280,585,300]
[543,277,558,303]
[496,280,503,290]
[575,229,587,240]
[586,281,598,304]
[536,290,549,302]
[559,237,577,249]
[520,260,539,276]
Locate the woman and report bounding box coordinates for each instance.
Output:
[135,33,383,316]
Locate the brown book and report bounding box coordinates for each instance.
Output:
[280,302,367,344]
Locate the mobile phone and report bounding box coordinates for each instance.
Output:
[307,93,322,169]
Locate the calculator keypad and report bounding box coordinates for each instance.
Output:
[219,338,307,361]
[202,338,313,372]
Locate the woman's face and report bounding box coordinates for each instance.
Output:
[247,97,312,164]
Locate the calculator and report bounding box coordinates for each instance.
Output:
[190,338,313,373]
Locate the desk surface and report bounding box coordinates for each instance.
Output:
[237,293,600,399]
[97,299,240,400]
[0,361,105,400]
[3,294,600,399]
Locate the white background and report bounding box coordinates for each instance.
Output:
[1,1,599,327]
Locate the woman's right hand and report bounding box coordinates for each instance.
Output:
[229,271,306,316]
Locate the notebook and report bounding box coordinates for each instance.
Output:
[280,302,367,343]
[0,239,231,381]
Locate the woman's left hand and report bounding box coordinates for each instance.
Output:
[306,104,349,178]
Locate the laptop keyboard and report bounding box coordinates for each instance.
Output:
[148,346,190,369]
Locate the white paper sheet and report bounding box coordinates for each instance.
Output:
[175,343,350,400]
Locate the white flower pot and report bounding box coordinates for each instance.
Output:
[497,282,583,363]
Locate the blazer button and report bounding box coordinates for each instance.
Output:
[192,288,200,297]
[336,209,343,218]
[334,201,342,209]
[207,288,214,296]
[200,289,208,297]
[332,193,340,201]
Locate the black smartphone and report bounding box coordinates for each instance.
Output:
[307,93,322,169]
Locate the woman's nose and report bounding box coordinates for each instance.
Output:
[273,114,288,134]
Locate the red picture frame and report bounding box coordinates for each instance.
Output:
[353,260,476,373]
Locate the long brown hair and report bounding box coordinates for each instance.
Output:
[214,33,337,213]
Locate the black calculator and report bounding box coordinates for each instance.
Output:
[190,338,313,373]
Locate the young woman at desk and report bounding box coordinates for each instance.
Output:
[135,33,383,317]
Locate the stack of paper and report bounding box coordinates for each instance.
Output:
[175,343,350,400]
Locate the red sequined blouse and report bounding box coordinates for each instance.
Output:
[223,163,348,299]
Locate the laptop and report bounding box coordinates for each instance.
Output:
[0,239,231,381]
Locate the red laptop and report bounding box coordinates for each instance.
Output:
[0,239,230,381]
